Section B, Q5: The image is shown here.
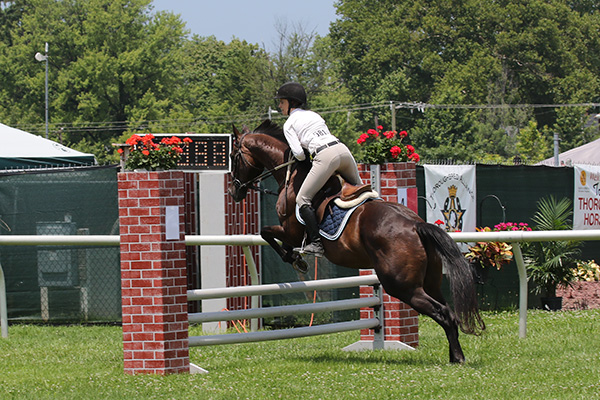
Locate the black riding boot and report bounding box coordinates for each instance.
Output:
[298,204,325,257]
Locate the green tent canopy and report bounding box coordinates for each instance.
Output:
[0,122,96,169]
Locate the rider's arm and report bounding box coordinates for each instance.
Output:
[283,121,306,161]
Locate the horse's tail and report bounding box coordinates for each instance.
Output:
[416,222,485,335]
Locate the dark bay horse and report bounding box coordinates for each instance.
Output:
[228,120,485,363]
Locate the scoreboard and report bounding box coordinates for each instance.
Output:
[153,134,231,172]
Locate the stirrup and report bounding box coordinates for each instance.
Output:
[299,241,324,257]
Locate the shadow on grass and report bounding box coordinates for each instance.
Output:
[285,347,487,369]
[284,348,451,367]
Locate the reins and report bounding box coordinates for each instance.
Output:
[244,158,296,196]
[231,134,296,196]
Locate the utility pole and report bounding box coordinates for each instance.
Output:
[35,42,49,139]
[553,132,560,166]
[390,101,397,131]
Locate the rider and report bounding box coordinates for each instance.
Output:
[275,82,363,257]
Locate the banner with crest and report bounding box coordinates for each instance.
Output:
[573,164,600,230]
[424,165,477,233]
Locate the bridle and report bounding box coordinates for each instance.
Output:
[230,133,296,196]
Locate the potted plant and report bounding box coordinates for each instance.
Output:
[117,134,192,171]
[464,223,531,283]
[356,125,420,164]
[524,196,583,310]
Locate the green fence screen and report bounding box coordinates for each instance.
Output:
[0,167,120,322]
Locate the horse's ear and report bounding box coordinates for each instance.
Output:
[232,124,243,139]
[256,119,271,131]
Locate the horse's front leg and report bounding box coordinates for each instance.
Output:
[261,225,309,273]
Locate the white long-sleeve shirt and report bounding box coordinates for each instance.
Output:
[283,109,337,161]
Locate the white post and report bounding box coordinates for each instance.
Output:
[0,262,8,338]
[242,245,260,331]
[511,243,528,338]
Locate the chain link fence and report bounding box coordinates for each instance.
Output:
[0,166,120,322]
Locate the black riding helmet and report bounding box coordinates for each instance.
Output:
[274,82,307,106]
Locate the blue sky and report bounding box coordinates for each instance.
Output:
[151,0,338,51]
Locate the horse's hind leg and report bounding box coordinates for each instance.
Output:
[381,277,465,363]
[408,288,465,363]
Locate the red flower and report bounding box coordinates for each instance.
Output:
[408,153,420,162]
[117,148,123,154]
[357,133,369,144]
[357,126,418,164]
[390,145,402,158]
[141,134,155,145]
[125,134,141,146]
[142,150,150,156]
[183,137,193,144]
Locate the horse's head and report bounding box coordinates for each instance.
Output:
[228,124,266,202]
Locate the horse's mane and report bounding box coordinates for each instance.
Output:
[252,119,286,144]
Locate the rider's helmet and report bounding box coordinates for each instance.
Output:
[274,82,307,107]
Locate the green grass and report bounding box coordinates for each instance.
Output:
[1,310,599,399]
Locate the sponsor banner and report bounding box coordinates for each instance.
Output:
[424,165,476,233]
[574,165,600,230]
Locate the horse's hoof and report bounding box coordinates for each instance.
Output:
[292,258,309,274]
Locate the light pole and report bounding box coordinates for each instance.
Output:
[35,42,49,139]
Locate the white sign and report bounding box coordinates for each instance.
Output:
[573,165,600,230]
[397,187,408,206]
[165,206,180,240]
[424,165,477,233]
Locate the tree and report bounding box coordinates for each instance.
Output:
[0,0,188,163]
[330,0,600,161]
[516,120,552,163]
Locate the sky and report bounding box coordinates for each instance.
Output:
[151,0,338,51]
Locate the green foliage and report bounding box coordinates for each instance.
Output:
[524,196,583,297]
[1,312,600,398]
[516,120,552,163]
[2,0,600,164]
[330,0,600,161]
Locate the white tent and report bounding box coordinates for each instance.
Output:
[538,137,600,166]
[0,122,96,169]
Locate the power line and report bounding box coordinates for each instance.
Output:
[16,101,599,136]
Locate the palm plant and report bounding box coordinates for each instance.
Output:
[524,196,582,299]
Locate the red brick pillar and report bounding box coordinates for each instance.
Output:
[354,163,419,349]
[118,171,189,374]
[223,174,261,312]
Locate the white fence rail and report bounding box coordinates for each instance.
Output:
[187,274,383,347]
[1,229,600,339]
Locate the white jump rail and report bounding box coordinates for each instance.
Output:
[187,274,382,347]
[1,229,600,339]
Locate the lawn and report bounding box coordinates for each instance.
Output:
[0,310,598,399]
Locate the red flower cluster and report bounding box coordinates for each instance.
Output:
[357,125,419,164]
[120,133,192,171]
[493,222,532,232]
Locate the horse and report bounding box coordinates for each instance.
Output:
[228,120,485,363]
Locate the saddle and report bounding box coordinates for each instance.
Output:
[312,178,379,224]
